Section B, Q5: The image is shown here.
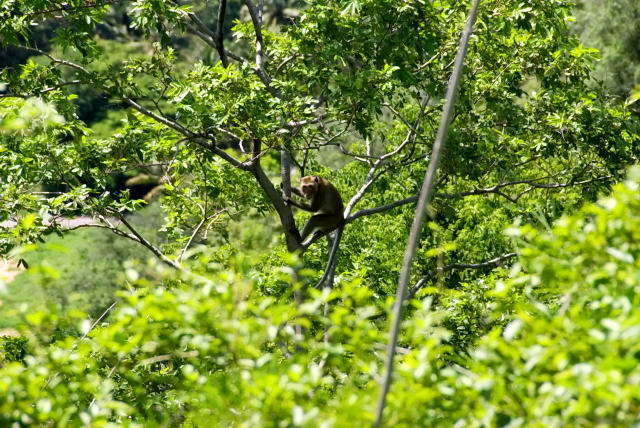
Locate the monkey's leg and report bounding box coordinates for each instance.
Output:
[301,230,325,248]
[301,214,333,244]
[300,215,319,241]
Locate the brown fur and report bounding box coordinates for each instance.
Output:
[286,176,344,242]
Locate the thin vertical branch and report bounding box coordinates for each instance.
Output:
[374,1,481,426]
[281,150,293,199]
[314,225,343,289]
[244,0,283,99]
[216,0,229,67]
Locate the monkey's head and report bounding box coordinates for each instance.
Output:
[300,175,319,199]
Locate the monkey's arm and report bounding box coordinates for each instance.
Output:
[283,186,313,210]
[284,196,314,212]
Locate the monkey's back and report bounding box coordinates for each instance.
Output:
[316,178,343,217]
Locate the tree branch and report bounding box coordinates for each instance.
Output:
[406,252,518,299]
[14,45,246,170]
[21,0,120,18]
[312,97,427,291]
[314,225,344,289]
[59,217,182,271]
[0,80,83,98]
[178,210,225,262]
[250,144,301,252]
[17,46,89,74]
[347,174,613,222]
[341,94,429,219]
[375,0,481,424]
[111,211,182,270]
[243,0,283,99]
[215,0,229,67]
[346,195,418,223]
[122,97,247,169]
[185,24,239,62]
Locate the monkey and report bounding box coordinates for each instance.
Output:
[284,176,344,245]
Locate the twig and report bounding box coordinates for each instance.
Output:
[0,80,83,97]
[137,350,199,366]
[275,54,300,75]
[179,211,225,262]
[16,46,89,74]
[21,0,120,18]
[88,356,121,410]
[112,211,182,270]
[346,174,612,222]
[42,300,117,393]
[81,301,118,340]
[122,97,246,169]
[406,252,518,299]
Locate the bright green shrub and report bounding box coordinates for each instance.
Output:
[0,336,28,364]
[3,170,640,426]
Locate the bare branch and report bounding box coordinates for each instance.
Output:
[88,216,176,269]
[111,211,182,270]
[338,94,430,221]
[21,0,120,19]
[14,45,245,170]
[275,54,300,75]
[383,102,420,135]
[184,21,255,65]
[418,52,440,70]
[41,80,83,93]
[249,142,301,252]
[407,252,518,299]
[243,0,284,99]
[513,175,613,200]
[80,302,117,340]
[123,96,192,135]
[138,350,199,366]
[314,225,344,289]
[347,174,613,222]
[282,117,323,130]
[215,0,229,67]
[344,160,385,217]
[16,46,89,74]
[183,7,241,65]
[281,150,293,199]
[0,80,83,98]
[179,211,225,262]
[347,195,418,223]
[379,94,430,162]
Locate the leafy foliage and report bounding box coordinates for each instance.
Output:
[573,0,640,98]
[2,171,640,425]
[1,0,640,425]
